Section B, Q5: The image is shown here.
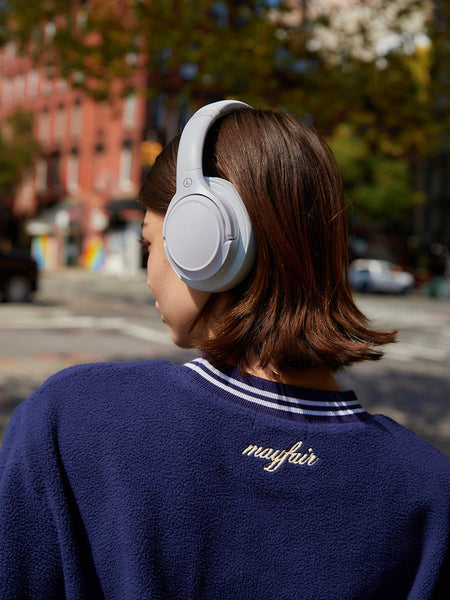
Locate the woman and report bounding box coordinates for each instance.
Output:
[1,101,449,599]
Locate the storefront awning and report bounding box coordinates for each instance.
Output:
[26,199,83,236]
[106,198,144,222]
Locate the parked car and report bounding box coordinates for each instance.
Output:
[0,248,39,302]
[348,259,414,295]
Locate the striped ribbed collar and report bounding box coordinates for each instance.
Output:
[184,357,368,423]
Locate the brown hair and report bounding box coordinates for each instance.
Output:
[139,108,396,373]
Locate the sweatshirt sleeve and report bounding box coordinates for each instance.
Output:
[0,396,66,599]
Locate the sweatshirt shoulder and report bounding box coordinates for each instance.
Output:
[42,359,182,389]
[2,360,194,465]
[14,360,188,422]
[374,414,450,487]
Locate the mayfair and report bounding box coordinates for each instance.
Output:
[242,441,320,472]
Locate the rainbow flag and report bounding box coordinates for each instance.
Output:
[82,237,105,271]
[31,236,52,270]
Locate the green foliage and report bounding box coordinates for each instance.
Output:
[329,124,424,223]
[132,0,287,105]
[2,0,447,153]
[4,0,287,104]
[1,0,448,228]
[0,111,40,191]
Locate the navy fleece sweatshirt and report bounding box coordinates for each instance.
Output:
[1,357,449,599]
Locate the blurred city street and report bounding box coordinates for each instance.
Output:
[0,268,449,457]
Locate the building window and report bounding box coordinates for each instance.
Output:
[2,79,13,106]
[27,70,39,98]
[70,99,83,138]
[119,141,133,190]
[67,150,79,193]
[38,109,50,142]
[56,79,68,92]
[54,104,66,140]
[123,94,136,129]
[49,152,61,189]
[5,42,16,61]
[94,142,105,153]
[14,74,25,103]
[42,76,53,96]
[36,159,48,192]
[94,128,105,153]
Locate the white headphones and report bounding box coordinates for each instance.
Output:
[162,100,256,292]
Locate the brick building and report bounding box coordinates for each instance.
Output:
[0,41,151,273]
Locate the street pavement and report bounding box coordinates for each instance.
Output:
[1,268,449,456]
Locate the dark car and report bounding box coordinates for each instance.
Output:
[0,249,39,302]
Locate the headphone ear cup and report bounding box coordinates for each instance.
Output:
[163,177,255,292]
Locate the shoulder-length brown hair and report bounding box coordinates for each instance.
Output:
[139,107,396,373]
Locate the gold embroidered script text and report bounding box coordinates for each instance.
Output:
[242,441,320,472]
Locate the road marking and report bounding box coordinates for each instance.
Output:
[385,342,449,362]
[0,314,172,345]
[1,308,448,361]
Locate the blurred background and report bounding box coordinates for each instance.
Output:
[0,1,449,453]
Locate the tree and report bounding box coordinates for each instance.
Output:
[1,1,288,105]
[0,110,40,192]
[1,1,447,234]
[329,123,424,224]
[1,1,446,145]
[0,110,40,244]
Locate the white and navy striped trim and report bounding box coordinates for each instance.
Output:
[184,357,367,422]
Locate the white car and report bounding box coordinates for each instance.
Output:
[348,259,414,294]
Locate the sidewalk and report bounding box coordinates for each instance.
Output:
[37,267,151,305]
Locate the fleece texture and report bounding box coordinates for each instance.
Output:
[1,357,449,599]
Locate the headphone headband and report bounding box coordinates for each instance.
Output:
[175,100,251,193]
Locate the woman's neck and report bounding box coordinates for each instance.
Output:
[246,364,341,391]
